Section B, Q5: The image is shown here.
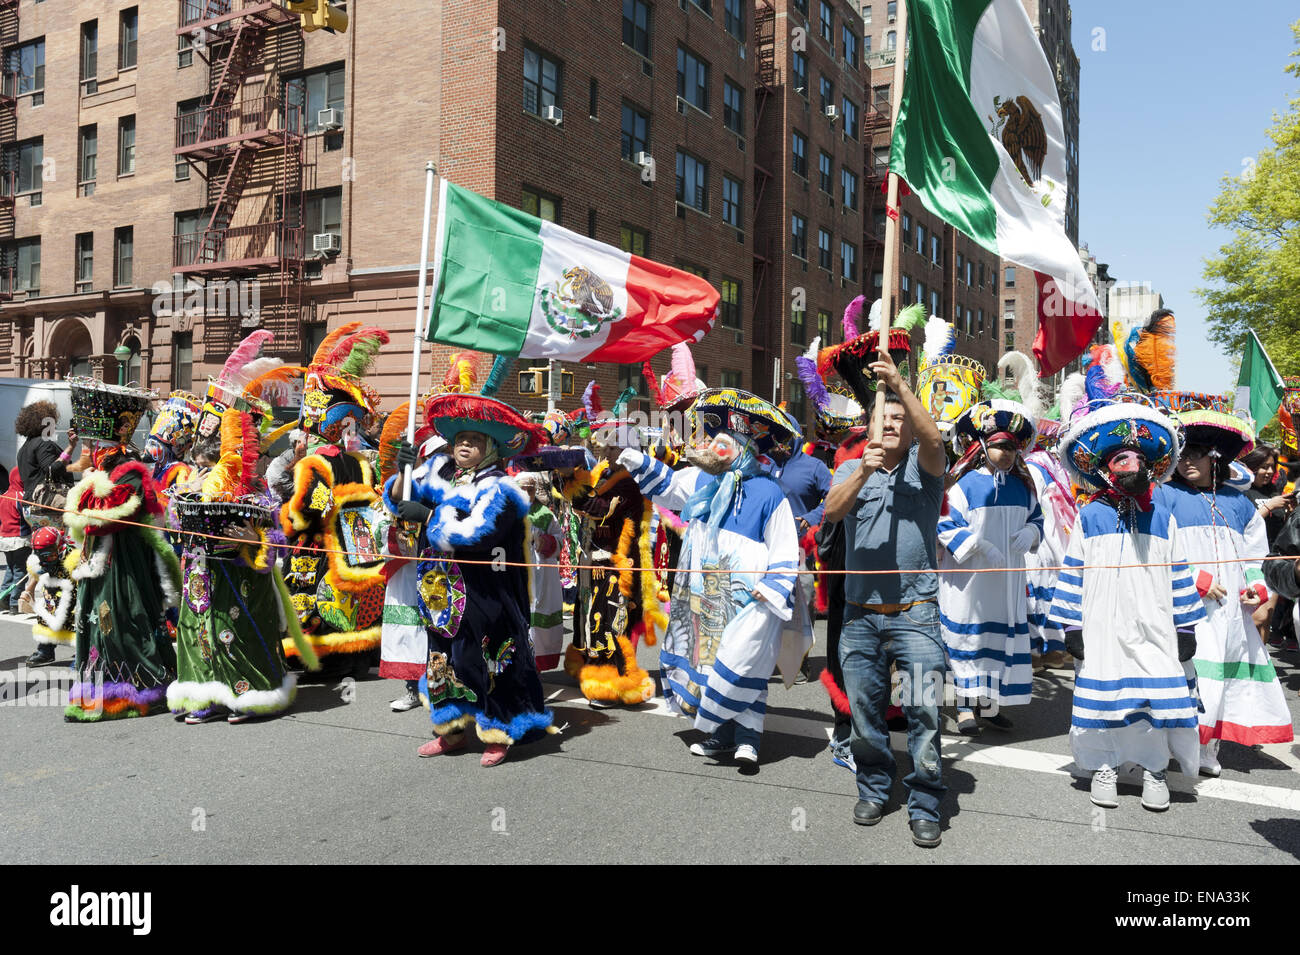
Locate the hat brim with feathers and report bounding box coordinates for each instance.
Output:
[1058,399,1182,493]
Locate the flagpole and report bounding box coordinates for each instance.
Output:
[872,0,909,443]
[403,160,438,499]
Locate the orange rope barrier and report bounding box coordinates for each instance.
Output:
[16,495,1295,578]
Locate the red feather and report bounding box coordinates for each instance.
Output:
[642,361,664,408]
[311,321,363,367]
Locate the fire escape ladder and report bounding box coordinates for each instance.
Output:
[196,144,256,265]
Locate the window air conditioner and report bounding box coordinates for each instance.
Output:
[733,330,744,346]
[825,105,838,120]
[543,105,563,125]
[635,151,653,167]
[318,108,343,131]
[313,232,342,254]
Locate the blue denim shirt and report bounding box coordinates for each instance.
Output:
[833,443,945,607]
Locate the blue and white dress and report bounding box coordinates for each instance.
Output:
[1048,496,1207,773]
[619,450,812,739]
[1024,453,1078,656]
[937,467,1043,707]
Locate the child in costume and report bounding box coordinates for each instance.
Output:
[62,379,182,722]
[938,389,1043,734]
[1048,389,1206,811]
[25,525,77,665]
[618,389,811,767]
[167,405,318,724]
[280,322,390,671]
[1156,393,1293,774]
[145,391,202,502]
[392,391,555,766]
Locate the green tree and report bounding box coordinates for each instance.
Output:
[1199,21,1300,373]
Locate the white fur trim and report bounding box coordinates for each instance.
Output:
[429,471,528,550]
[72,537,113,581]
[167,672,298,714]
[63,469,141,534]
[32,574,74,633]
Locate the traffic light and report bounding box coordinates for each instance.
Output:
[301,1,348,34]
[286,0,318,12]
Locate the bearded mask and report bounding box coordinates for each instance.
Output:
[685,433,745,475]
[1105,449,1152,498]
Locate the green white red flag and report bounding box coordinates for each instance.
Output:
[425,180,717,362]
[889,0,1102,375]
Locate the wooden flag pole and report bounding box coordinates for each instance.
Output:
[403,160,438,499]
[872,0,909,443]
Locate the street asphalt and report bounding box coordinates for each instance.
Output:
[3,611,1300,865]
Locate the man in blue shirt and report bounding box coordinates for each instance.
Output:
[823,351,948,848]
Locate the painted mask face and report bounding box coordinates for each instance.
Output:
[685,433,743,475]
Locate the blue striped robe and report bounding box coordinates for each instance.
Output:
[1048,496,1207,772]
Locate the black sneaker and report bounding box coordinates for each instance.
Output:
[25,645,56,667]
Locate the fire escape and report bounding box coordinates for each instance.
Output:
[0,0,20,309]
[862,61,891,290]
[173,0,306,359]
[750,0,776,356]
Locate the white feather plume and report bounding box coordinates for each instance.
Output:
[923,315,954,363]
[1057,372,1088,423]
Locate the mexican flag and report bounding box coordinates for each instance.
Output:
[1234,328,1284,428]
[890,0,1102,376]
[425,179,717,362]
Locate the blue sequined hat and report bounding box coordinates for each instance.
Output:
[1058,397,1182,494]
[954,399,1037,453]
[691,388,802,463]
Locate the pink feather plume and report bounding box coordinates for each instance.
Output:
[842,295,865,340]
[218,330,273,387]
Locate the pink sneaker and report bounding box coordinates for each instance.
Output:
[480,743,509,767]
[417,734,466,758]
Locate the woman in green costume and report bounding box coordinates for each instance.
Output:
[62,379,181,722]
[167,410,318,724]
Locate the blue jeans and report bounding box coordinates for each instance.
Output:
[707,719,761,752]
[840,601,948,823]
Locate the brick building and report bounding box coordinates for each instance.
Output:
[0,0,879,440]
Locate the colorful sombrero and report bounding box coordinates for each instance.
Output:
[691,388,801,463]
[68,377,157,443]
[655,341,706,412]
[955,399,1037,453]
[1150,390,1256,462]
[1058,397,1181,494]
[425,393,547,457]
[148,391,203,452]
[816,300,927,410]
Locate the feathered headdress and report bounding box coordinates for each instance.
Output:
[817,302,927,409]
[482,355,513,399]
[441,352,481,394]
[300,323,388,443]
[378,402,410,486]
[659,341,704,410]
[582,381,603,419]
[195,330,277,444]
[642,360,664,409]
[994,351,1044,422]
[200,408,260,501]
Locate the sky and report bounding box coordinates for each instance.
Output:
[1070,0,1297,393]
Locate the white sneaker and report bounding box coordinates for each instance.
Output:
[389,688,421,712]
[1141,769,1170,811]
[1090,766,1119,808]
[1198,741,1222,778]
[734,744,759,764]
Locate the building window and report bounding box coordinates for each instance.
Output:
[886,30,897,50]
[675,151,708,212]
[725,0,745,40]
[288,65,346,134]
[872,145,889,178]
[722,175,742,229]
[688,0,712,14]
[789,380,806,423]
[620,103,649,160]
[6,139,43,195]
[619,224,649,257]
[793,0,808,13]
[864,34,871,54]
[721,369,742,389]
[7,238,41,293]
[676,261,708,280]
[78,126,96,196]
[842,96,858,140]
[871,209,886,239]
[979,261,986,288]
[915,280,925,307]
[305,189,343,237]
[902,213,911,242]
[819,74,834,113]
[7,39,46,101]
[931,234,940,266]
[177,31,193,69]
[841,167,858,211]
[978,308,985,335]
[589,78,598,118]
[80,21,98,96]
[1005,265,1016,288]
[119,7,138,70]
[841,240,858,282]
[676,47,709,112]
[623,0,651,58]
[818,151,833,194]
[720,278,741,328]
[175,208,206,249]
[1004,299,1016,318]
[791,213,808,259]
[931,290,940,316]
[521,186,560,223]
[862,4,872,24]
[114,226,133,287]
[75,233,93,293]
[843,25,859,68]
[117,115,135,176]
[173,332,193,391]
[956,252,965,281]
[901,274,910,295]
[966,260,974,284]
[723,79,744,135]
[791,308,805,345]
[817,309,831,346]
[887,1,898,19]
[524,47,563,117]
[915,222,925,256]
[819,1,833,43]
[818,228,832,270]
[791,129,807,178]
[792,51,808,93]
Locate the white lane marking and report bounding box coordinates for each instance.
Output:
[542,676,1300,813]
